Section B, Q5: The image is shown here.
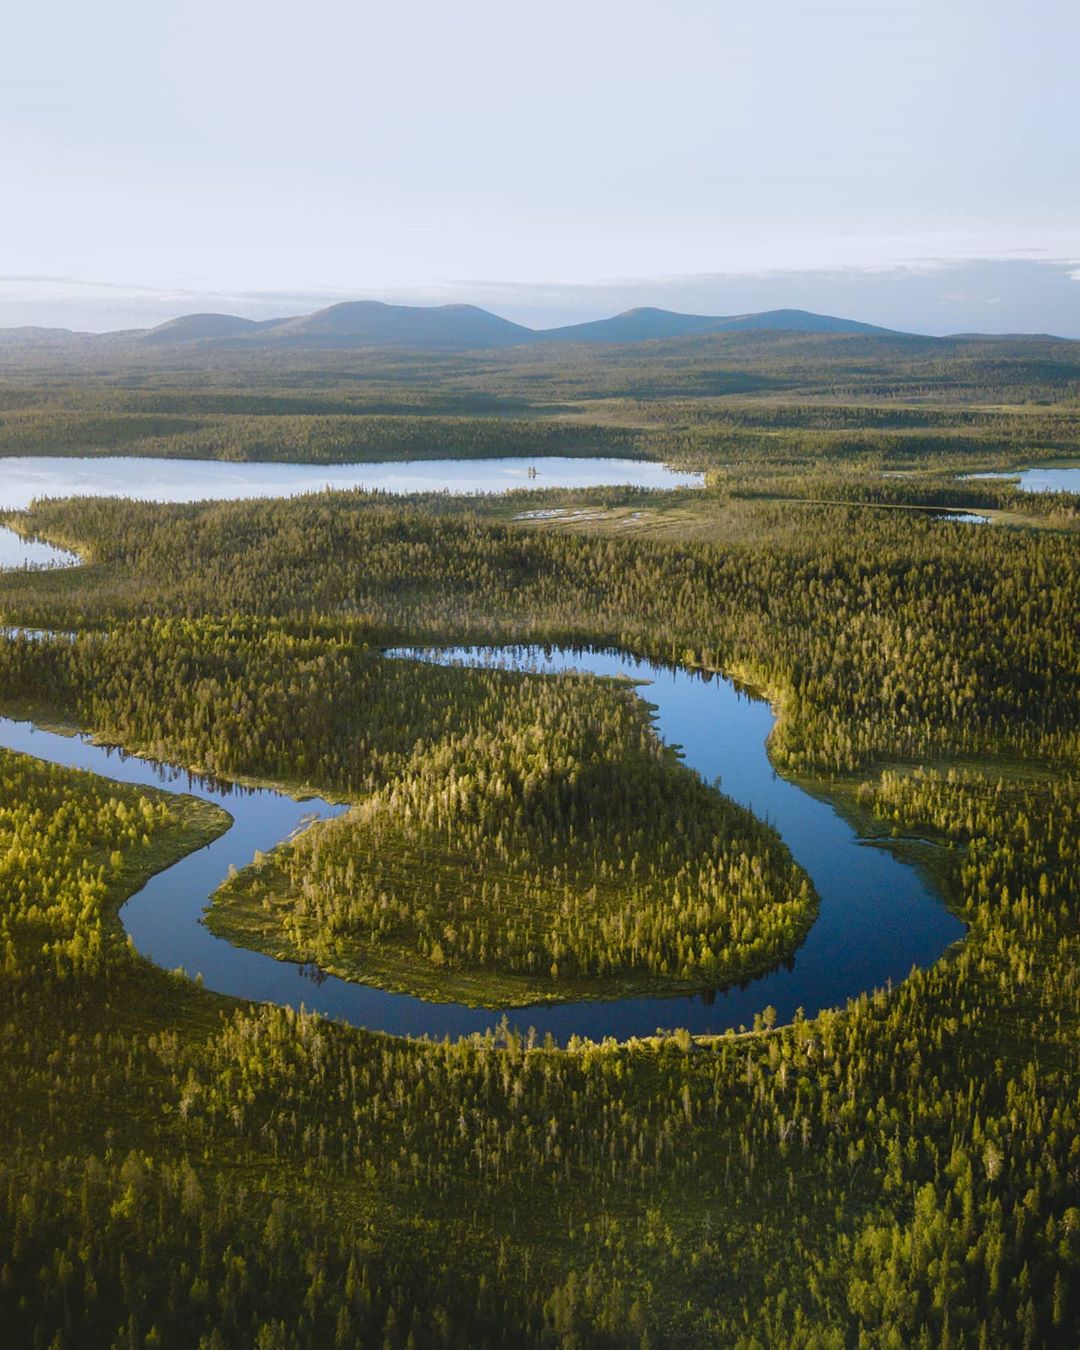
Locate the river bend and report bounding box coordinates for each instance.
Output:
[0,646,964,1041]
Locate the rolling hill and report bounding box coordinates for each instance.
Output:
[3,301,917,353]
[249,300,534,349]
[141,313,267,344]
[533,306,898,344]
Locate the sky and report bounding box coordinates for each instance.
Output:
[2,0,1079,335]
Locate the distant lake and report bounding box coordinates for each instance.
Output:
[0,456,703,510]
[966,466,1080,494]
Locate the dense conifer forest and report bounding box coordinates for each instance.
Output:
[3,328,1080,470]
[0,335,1076,1345]
[207,662,813,1003]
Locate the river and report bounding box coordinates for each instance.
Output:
[0,645,964,1042]
[964,466,1080,494]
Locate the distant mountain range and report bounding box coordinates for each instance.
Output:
[0,301,905,352]
[531,306,895,344]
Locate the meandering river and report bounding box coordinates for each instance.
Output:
[0,646,964,1041]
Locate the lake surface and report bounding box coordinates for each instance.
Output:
[966,466,1080,494]
[0,645,964,1042]
[0,526,79,569]
[0,456,702,510]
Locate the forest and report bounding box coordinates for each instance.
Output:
[3,328,1080,472]
[0,335,1076,1346]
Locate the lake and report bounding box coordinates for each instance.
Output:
[0,455,703,510]
[965,465,1080,494]
[0,526,79,569]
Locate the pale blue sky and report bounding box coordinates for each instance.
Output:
[3,0,1078,333]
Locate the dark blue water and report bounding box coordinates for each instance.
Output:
[0,648,964,1041]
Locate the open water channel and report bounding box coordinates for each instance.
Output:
[0,646,964,1041]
